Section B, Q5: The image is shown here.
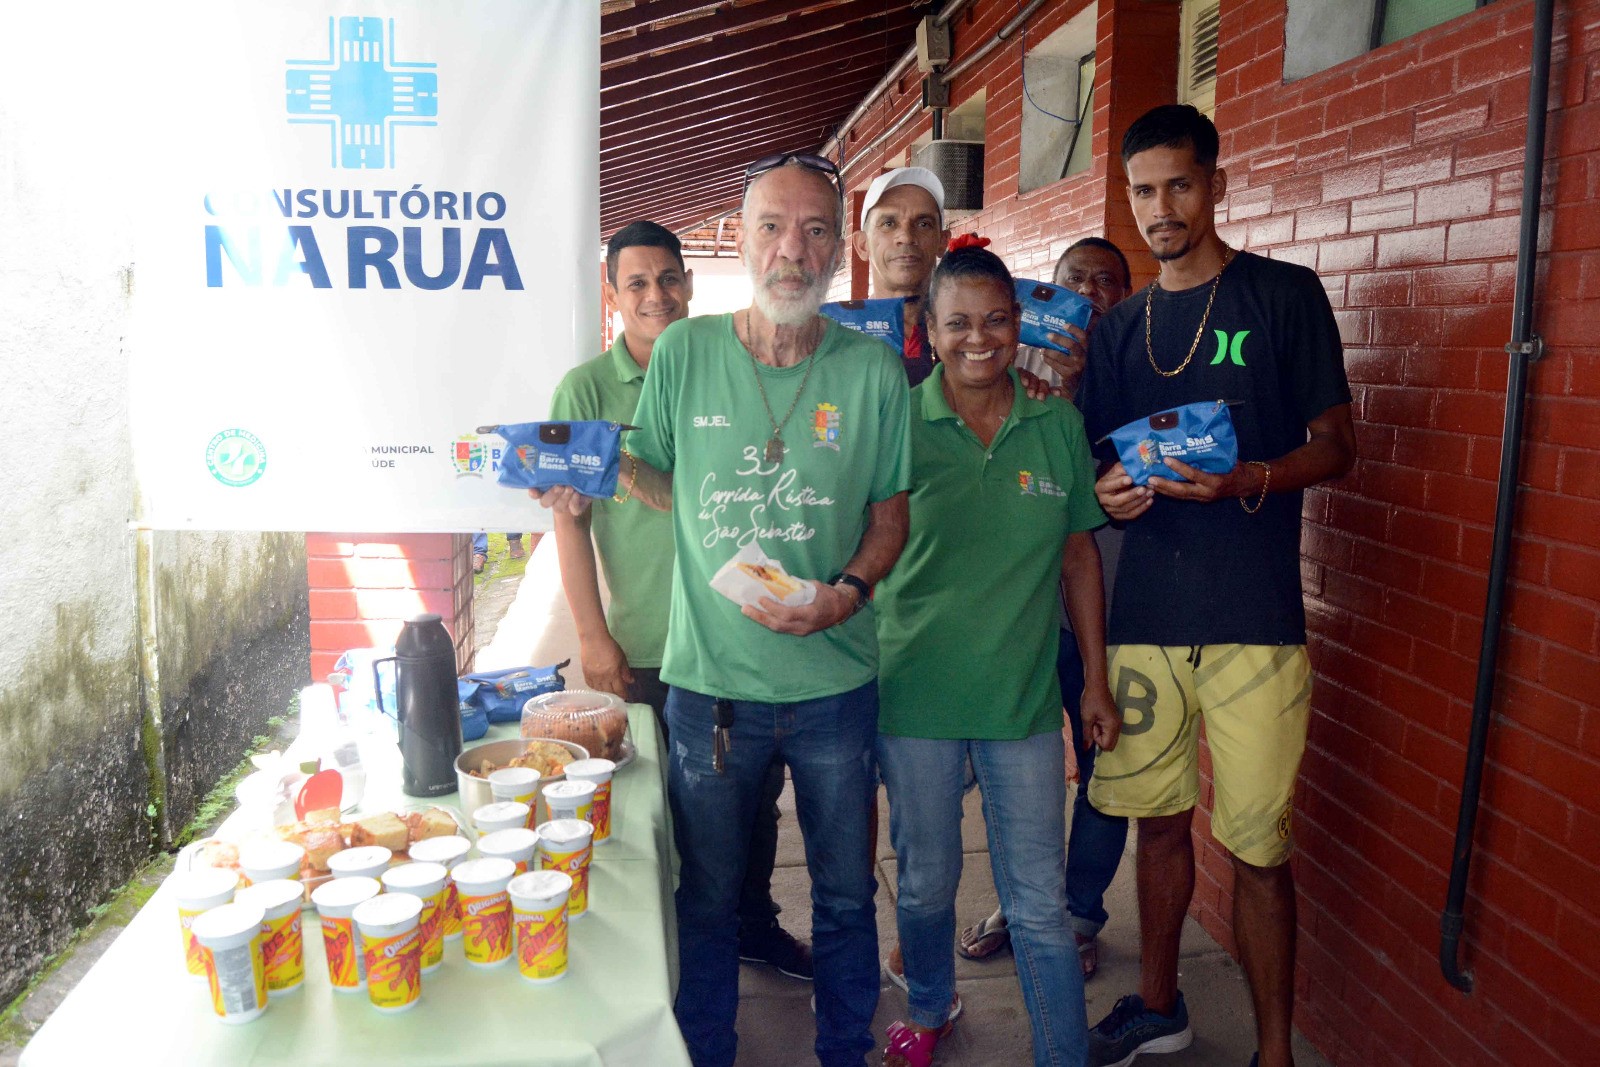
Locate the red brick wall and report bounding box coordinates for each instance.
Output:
[305,533,476,684]
[1204,2,1600,1064]
[829,0,1599,1062]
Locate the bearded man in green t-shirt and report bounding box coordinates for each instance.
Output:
[549,220,811,983]
[532,154,912,1067]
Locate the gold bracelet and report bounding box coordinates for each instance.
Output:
[612,448,638,504]
[1241,461,1271,513]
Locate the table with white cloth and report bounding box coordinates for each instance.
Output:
[20,704,689,1067]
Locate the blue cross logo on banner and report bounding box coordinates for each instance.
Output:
[285,16,438,169]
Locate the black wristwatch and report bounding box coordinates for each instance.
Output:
[829,572,871,615]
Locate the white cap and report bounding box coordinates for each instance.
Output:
[860,167,946,229]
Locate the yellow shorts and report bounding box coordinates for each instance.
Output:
[1086,644,1311,867]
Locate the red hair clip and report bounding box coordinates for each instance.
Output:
[947,233,991,252]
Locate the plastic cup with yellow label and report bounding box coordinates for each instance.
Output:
[509,870,572,985]
[477,828,539,876]
[489,767,541,826]
[311,876,381,993]
[542,779,596,827]
[564,758,616,843]
[407,836,470,942]
[353,893,424,1014]
[234,879,305,997]
[191,901,268,1025]
[536,819,594,919]
[473,801,531,837]
[451,857,516,968]
[238,840,305,886]
[381,862,447,974]
[327,845,393,880]
[172,868,238,980]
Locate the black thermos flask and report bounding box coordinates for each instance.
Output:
[374,614,463,797]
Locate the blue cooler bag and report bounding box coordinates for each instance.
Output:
[821,297,906,353]
[461,662,569,723]
[1107,400,1240,486]
[1015,279,1094,354]
[489,421,627,498]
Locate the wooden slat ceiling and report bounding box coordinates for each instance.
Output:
[601,0,924,238]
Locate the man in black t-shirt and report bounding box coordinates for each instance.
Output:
[1077,106,1354,1067]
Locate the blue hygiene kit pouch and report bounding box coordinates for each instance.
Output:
[488,421,628,498]
[821,297,906,353]
[457,680,489,741]
[461,661,569,723]
[1106,400,1241,486]
[1014,279,1094,353]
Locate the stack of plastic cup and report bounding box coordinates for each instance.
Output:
[407,836,471,942]
[510,870,573,985]
[191,901,268,1024]
[235,879,305,997]
[327,845,392,880]
[564,759,616,843]
[536,819,594,919]
[489,767,541,827]
[451,857,516,968]
[353,894,424,1013]
[477,828,539,876]
[172,868,238,980]
[473,801,531,836]
[238,841,305,886]
[310,876,381,993]
[381,862,448,974]
[542,780,596,826]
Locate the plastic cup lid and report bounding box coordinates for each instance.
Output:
[238,839,305,870]
[450,857,517,890]
[535,819,594,847]
[191,901,266,942]
[526,689,621,712]
[488,767,540,787]
[353,892,422,928]
[382,862,448,893]
[473,801,530,823]
[235,879,304,914]
[477,828,538,855]
[328,845,393,872]
[542,779,596,800]
[172,868,239,904]
[311,875,382,911]
[408,836,471,864]
[564,758,616,779]
[509,870,572,903]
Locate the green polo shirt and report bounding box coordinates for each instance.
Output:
[876,365,1105,740]
[628,314,912,703]
[549,334,674,668]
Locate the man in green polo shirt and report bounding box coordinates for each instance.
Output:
[548,220,810,981]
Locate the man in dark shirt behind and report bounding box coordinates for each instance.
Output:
[1078,105,1355,1067]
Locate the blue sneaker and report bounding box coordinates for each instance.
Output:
[1087,992,1193,1066]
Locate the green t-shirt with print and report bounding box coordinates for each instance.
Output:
[627,314,912,703]
[549,334,674,668]
[876,365,1105,740]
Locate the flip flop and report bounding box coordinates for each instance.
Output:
[883,1018,955,1067]
[955,911,1010,960]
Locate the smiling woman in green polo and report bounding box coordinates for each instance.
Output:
[872,243,1120,1067]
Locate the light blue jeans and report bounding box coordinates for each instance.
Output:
[877,729,1088,1067]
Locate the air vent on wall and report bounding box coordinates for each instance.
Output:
[911,140,984,214]
[1178,0,1221,117]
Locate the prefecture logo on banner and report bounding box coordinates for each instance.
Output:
[286,16,439,170]
[452,433,509,478]
[206,429,268,487]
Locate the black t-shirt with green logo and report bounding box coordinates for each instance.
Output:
[1078,251,1351,646]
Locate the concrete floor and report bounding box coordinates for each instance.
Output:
[496,535,1334,1067]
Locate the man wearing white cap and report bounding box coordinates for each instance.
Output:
[851,167,951,386]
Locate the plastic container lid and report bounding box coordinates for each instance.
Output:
[238,840,305,874]
[191,902,267,949]
[508,870,573,907]
[327,846,393,875]
[408,836,471,866]
[488,767,540,788]
[353,892,422,937]
[311,876,382,916]
[477,828,539,858]
[450,857,517,894]
[520,689,629,762]
[235,879,303,918]
[172,868,240,908]
[535,819,594,848]
[382,862,448,895]
[543,779,596,801]
[564,758,616,781]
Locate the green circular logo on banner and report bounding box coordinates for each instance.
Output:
[206,428,267,487]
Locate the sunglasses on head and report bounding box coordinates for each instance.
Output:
[742,152,843,198]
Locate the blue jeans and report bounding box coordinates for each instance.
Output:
[471,532,522,555]
[1058,628,1130,936]
[878,729,1088,1067]
[668,682,880,1067]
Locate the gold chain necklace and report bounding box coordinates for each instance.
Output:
[740,311,820,464]
[1144,247,1234,378]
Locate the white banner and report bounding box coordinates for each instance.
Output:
[128,1,598,531]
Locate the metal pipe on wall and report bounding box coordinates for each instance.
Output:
[1438,0,1554,995]
[939,0,1048,84]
